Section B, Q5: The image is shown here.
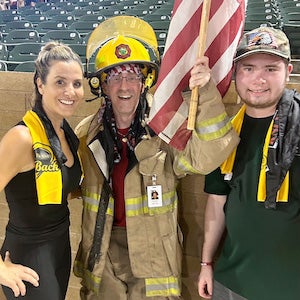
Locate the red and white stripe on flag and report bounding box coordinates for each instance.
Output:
[148,0,245,150]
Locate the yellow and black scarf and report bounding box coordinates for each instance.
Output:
[221,89,300,209]
[23,104,81,205]
[23,110,63,205]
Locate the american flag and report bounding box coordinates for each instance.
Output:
[148,0,245,150]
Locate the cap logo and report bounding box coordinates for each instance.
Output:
[247,31,278,50]
[115,44,131,59]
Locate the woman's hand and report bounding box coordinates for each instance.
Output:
[0,251,39,297]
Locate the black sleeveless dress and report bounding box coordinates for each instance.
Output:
[1,151,81,299]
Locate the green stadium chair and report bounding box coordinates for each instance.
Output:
[98,0,117,5]
[0,43,8,60]
[0,60,7,71]
[2,21,33,36]
[54,2,76,13]
[78,14,106,23]
[151,5,173,17]
[40,29,82,44]
[50,14,75,26]
[72,8,95,20]
[7,43,43,62]
[69,21,99,37]
[44,9,68,19]
[35,2,55,12]
[126,8,151,17]
[73,1,94,8]
[23,15,49,27]
[142,14,171,23]
[14,61,36,72]
[0,14,21,24]
[82,31,91,45]
[68,43,87,63]
[17,8,42,17]
[3,29,40,46]
[244,20,274,32]
[95,8,120,18]
[36,21,68,35]
[245,13,281,28]
[283,24,300,57]
[277,1,300,9]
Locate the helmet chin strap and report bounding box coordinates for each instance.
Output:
[140,86,150,122]
[85,95,100,103]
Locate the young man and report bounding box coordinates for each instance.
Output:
[74,17,239,300]
[198,26,300,300]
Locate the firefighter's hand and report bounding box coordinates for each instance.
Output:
[189,56,212,90]
[0,251,39,297]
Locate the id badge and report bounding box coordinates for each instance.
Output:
[147,185,162,208]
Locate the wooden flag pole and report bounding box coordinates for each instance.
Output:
[187,0,212,130]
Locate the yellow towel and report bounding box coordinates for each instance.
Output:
[23,110,63,205]
[220,105,288,203]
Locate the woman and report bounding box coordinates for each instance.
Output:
[0,41,84,299]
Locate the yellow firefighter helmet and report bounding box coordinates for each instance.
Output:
[94,35,158,88]
[85,16,160,96]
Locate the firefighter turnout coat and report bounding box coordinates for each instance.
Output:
[73,80,239,298]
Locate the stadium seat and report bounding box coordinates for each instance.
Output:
[72,7,96,20]
[134,3,160,13]
[36,21,68,36]
[148,19,170,51]
[0,43,8,60]
[40,30,82,44]
[3,29,40,47]
[69,21,99,37]
[82,32,91,45]
[283,24,300,57]
[14,61,36,72]
[245,12,281,28]
[34,2,55,12]
[44,9,68,19]
[0,14,21,24]
[149,20,171,32]
[277,1,300,9]
[7,43,43,62]
[246,6,278,16]
[78,14,106,23]
[2,21,33,36]
[142,14,171,23]
[23,15,49,27]
[0,9,18,19]
[97,0,117,5]
[68,43,86,63]
[151,5,173,17]
[126,9,151,17]
[54,2,76,13]
[95,9,121,18]
[0,60,7,71]
[243,20,274,32]
[50,14,76,26]
[17,8,42,17]
[73,1,94,8]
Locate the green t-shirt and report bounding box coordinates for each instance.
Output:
[205,114,300,300]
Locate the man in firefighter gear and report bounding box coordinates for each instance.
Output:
[73,16,239,299]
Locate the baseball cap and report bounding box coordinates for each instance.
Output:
[234,26,291,62]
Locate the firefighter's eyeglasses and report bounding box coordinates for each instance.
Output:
[108,74,142,85]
